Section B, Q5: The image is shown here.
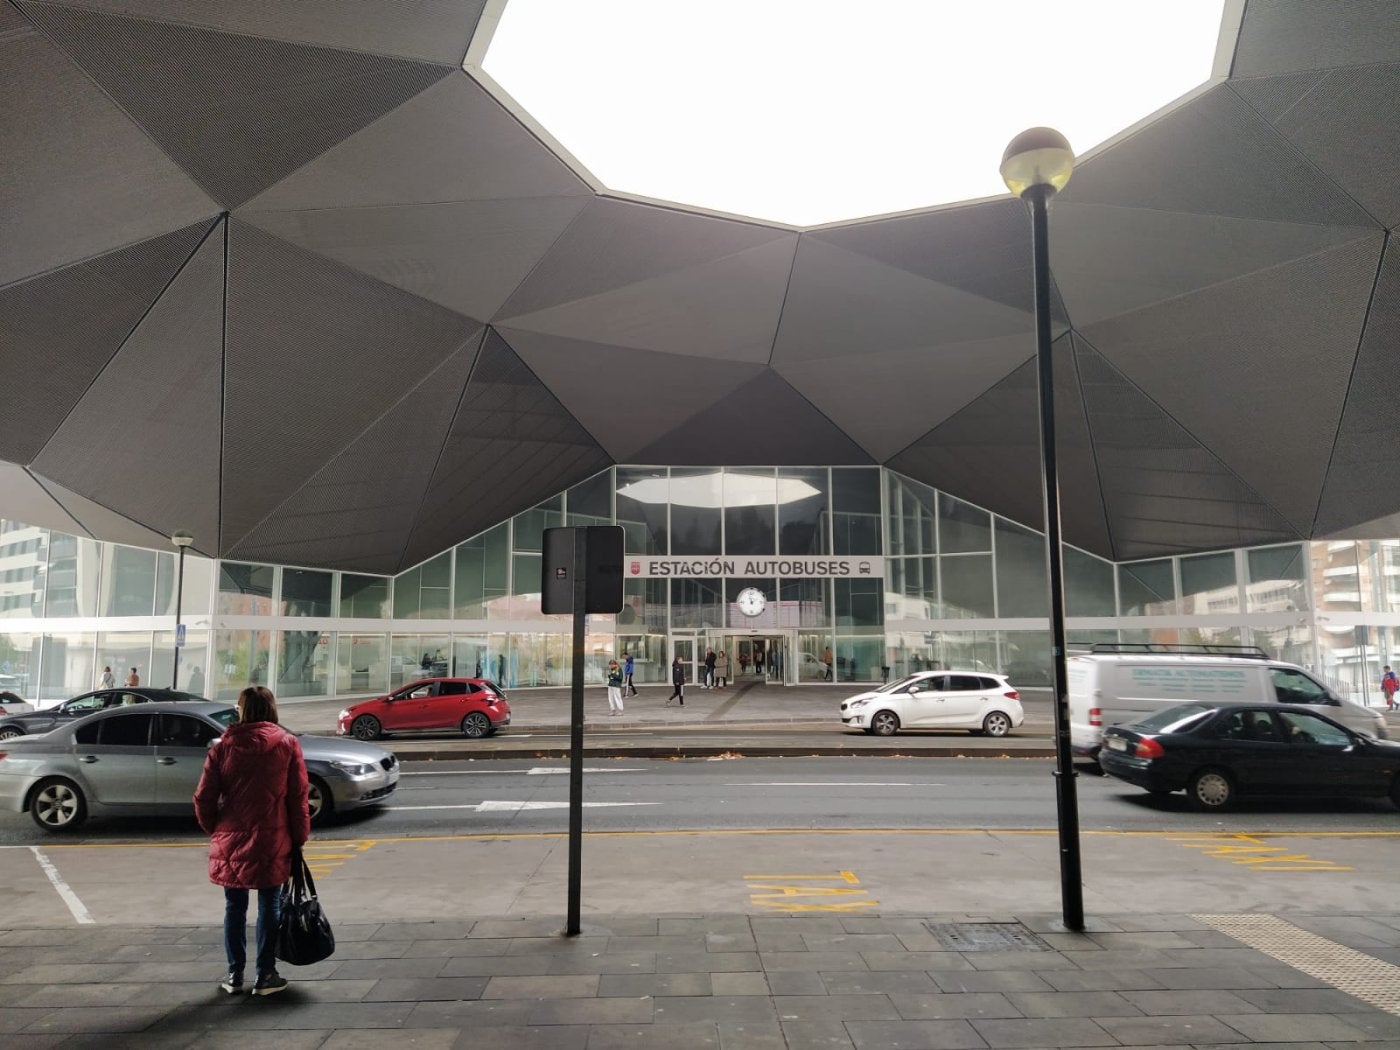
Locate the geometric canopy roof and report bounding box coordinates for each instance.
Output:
[3,0,1399,572]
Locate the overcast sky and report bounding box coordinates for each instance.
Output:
[484,0,1228,226]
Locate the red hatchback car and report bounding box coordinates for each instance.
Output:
[338,678,511,741]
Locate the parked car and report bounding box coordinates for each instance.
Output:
[337,677,511,740]
[0,691,33,716]
[0,687,205,739]
[840,671,1023,736]
[0,702,399,831]
[1098,701,1400,811]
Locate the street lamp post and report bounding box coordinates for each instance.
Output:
[171,531,194,689]
[1000,128,1084,931]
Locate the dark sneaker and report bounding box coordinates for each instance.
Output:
[219,972,243,994]
[252,972,289,996]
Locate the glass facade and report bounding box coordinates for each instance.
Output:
[3,466,1393,707]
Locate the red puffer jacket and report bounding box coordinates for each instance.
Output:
[194,722,310,889]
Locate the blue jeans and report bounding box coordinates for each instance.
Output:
[224,886,281,977]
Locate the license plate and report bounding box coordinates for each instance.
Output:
[1105,737,1128,752]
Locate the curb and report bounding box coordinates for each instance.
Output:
[395,744,1060,762]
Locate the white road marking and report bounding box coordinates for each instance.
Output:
[725,782,926,787]
[401,767,646,777]
[387,800,662,812]
[30,845,94,925]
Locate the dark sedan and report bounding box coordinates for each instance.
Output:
[1099,702,1400,811]
[0,687,206,739]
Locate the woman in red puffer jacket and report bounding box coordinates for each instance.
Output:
[194,686,309,997]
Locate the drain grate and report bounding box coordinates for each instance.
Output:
[926,922,1050,951]
[1195,914,1400,1017]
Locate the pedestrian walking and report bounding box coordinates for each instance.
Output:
[606,659,625,715]
[1383,666,1399,711]
[194,685,310,997]
[666,655,686,706]
[704,647,717,689]
[125,667,140,687]
[97,665,115,689]
[623,652,638,696]
[715,650,729,688]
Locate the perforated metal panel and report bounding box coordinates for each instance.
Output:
[1315,241,1400,535]
[244,196,589,323]
[1230,70,1329,123]
[247,75,589,211]
[33,221,225,547]
[887,337,1109,558]
[1074,341,1299,559]
[228,335,482,573]
[502,328,766,461]
[401,331,611,569]
[0,221,213,462]
[22,2,451,207]
[1268,64,1400,228]
[1083,235,1380,535]
[498,198,792,321]
[44,0,487,64]
[810,199,1037,315]
[632,370,871,467]
[1062,86,1373,227]
[1,1,216,285]
[221,220,484,551]
[1232,0,1400,77]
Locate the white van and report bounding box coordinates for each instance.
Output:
[1068,646,1388,756]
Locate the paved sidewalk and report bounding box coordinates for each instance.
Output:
[281,683,1061,761]
[3,910,1400,1048]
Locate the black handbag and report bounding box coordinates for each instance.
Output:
[276,849,335,965]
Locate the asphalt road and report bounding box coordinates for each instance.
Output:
[2,755,1395,847]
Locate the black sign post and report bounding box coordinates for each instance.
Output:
[542,525,623,935]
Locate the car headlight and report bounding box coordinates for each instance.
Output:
[337,709,350,721]
[848,699,869,709]
[330,759,375,777]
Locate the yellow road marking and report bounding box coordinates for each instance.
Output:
[1168,832,1352,871]
[745,869,877,911]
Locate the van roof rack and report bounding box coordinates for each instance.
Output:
[1087,642,1270,660]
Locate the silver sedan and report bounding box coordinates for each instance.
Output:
[0,702,399,832]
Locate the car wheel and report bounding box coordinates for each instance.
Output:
[30,777,87,831]
[461,712,491,738]
[307,776,334,827]
[350,715,382,741]
[1188,768,1234,811]
[870,710,900,737]
[0,726,23,740]
[982,711,1013,737]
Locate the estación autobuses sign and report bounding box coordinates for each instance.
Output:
[628,557,883,578]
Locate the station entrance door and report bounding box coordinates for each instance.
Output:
[708,630,798,685]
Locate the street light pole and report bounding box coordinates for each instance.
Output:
[1001,128,1084,931]
[171,531,194,689]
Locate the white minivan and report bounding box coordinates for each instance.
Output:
[1068,646,1388,756]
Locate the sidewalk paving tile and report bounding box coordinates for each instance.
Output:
[361,977,489,1001]
[817,970,940,996]
[932,970,1056,993]
[450,1024,589,1049]
[438,954,553,977]
[709,971,770,996]
[587,1021,720,1049]
[969,1016,1120,1047]
[656,951,760,973]
[544,950,656,974]
[887,990,1023,1019]
[322,1031,461,1050]
[524,995,653,1025]
[1234,988,1382,1013]
[1038,968,1165,992]
[859,951,974,972]
[404,998,534,1027]
[1217,1012,1386,1041]
[1002,990,1145,1017]
[765,971,829,995]
[1137,966,1282,990]
[598,972,712,997]
[1117,989,1264,1015]
[847,1018,992,1049]
[779,1018,858,1049]
[481,974,599,999]
[654,994,780,1023]
[759,951,875,972]
[718,1019,787,1049]
[1092,1014,1254,1044]
[770,993,902,1021]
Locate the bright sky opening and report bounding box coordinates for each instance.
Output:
[483,0,1228,226]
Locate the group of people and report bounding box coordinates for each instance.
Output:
[97,665,141,689]
[603,649,735,712]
